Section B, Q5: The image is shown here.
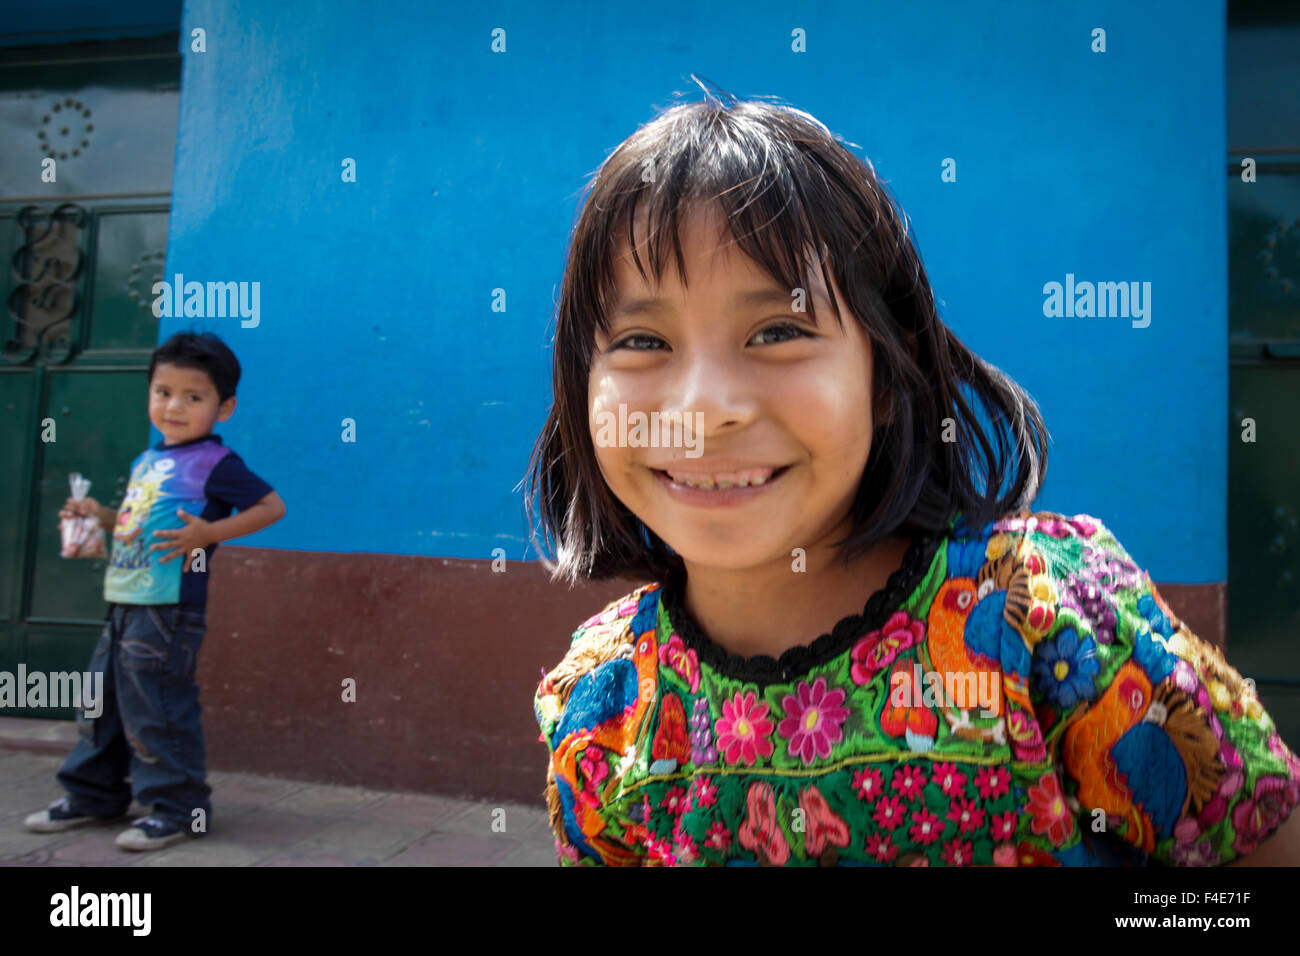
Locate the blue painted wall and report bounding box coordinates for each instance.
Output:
[156,0,1225,581]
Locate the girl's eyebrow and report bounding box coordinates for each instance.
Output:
[612,285,829,319]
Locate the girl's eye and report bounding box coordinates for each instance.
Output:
[609,322,812,351]
[609,333,666,352]
[751,322,813,346]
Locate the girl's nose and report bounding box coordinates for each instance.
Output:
[665,351,755,433]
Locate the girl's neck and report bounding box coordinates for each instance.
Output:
[676,533,915,661]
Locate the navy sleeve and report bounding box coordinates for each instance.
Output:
[204,453,274,512]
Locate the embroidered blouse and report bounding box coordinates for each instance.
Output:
[533,510,1300,866]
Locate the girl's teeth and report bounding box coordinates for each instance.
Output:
[667,467,777,489]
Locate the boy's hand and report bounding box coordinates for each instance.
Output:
[60,495,100,518]
[151,508,214,572]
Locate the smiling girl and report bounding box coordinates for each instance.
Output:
[526,91,1300,866]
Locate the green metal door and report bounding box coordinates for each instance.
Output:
[1226,4,1300,748]
[1,38,179,717]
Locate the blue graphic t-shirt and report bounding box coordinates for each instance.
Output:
[103,433,274,606]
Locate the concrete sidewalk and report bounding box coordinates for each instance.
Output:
[0,719,557,867]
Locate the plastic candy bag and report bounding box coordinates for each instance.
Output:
[60,472,107,559]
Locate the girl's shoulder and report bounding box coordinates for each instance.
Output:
[535,580,664,732]
[949,508,1139,581]
[534,582,668,866]
[955,507,1109,544]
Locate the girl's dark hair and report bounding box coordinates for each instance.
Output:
[525,83,1050,586]
[149,330,241,404]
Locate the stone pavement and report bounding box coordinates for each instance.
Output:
[0,719,557,867]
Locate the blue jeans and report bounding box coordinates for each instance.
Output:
[56,602,212,832]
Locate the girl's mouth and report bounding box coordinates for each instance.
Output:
[651,464,792,507]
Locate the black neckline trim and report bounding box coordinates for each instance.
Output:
[154,433,223,451]
[660,524,950,685]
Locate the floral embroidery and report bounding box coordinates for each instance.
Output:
[704,821,731,854]
[1006,706,1048,763]
[852,766,884,802]
[578,744,608,790]
[688,697,718,764]
[1027,772,1074,847]
[994,512,1098,540]
[693,775,718,808]
[865,832,898,862]
[660,785,689,815]
[974,765,1011,800]
[715,690,775,766]
[880,657,939,750]
[1032,627,1100,709]
[947,795,987,835]
[1232,776,1292,856]
[873,794,906,831]
[941,838,974,866]
[909,807,944,845]
[537,512,1300,866]
[651,693,690,765]
[778,677,850,765]
[892,764,928,803]
[1059,574,1118,644]
[1016,842,1060,867]
[1171,817,1216,866]
[931,761,967,796]
[850,609,925,685]
[991,809,1018,841]
[799,785,851,858]
[674,834,699,863]
[658,633,701,693]
[738,781,790,865]
[1084,543,1144,593]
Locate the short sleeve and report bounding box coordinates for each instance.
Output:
[1020,513,1300,866]
[533,591,654,866]
[205,453,274,511]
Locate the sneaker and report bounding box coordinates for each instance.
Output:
[115,815,190,852]
[24,797,128,833]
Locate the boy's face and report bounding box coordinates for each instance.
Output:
[589,205,879,574]
[149,362,236,446]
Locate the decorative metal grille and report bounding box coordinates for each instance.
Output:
[3,202,86,365]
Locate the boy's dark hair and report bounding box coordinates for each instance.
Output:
[149,331,241,404]
[525,83,1050,586]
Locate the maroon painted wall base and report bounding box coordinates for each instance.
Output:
[200,547,642,806]
[197,547,1226,806]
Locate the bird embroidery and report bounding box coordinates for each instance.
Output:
[1061,660,1223,853]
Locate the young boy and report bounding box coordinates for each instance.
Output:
[24,331,286,851]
